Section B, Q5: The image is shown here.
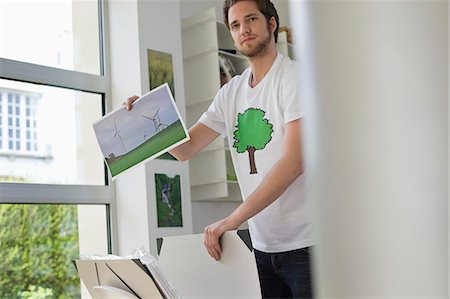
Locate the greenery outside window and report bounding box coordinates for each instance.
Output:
[0,204,109,298]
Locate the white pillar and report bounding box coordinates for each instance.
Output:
[292,1,448,297]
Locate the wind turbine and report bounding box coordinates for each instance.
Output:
[113,119,127,153]
[154,108,161,124]
[142,114,160,133]
[153,108,169,131]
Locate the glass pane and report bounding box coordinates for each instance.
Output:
[0,0,100,75]
[0,79,105,185]
[0,204,108,298]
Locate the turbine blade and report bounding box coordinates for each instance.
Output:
[153,108,160,118]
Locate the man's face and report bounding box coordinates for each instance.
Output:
[228,1,274,58]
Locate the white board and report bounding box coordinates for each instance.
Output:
[158,230,261,298]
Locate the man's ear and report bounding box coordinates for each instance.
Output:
[269,16,277,35]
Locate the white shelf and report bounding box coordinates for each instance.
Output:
[191,179,229,187]
[191,181,241,202]
[184,47,217,61]
[218,49,246,60]
[216,22,235,50]
[200,147,226,153]
[191,179,238,187]
[218,50,248,75]
[182,8,243,202]
[182,15,215,31]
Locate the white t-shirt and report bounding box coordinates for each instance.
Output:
[199,52,314,253]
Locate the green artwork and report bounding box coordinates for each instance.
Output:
[155,173,183,227]
[148,49,177,161]
[233,108,273,174]
[148,49,175,97]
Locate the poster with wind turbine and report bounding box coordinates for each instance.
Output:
[92,83,190,179]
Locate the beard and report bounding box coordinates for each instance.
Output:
[239,30,272,58]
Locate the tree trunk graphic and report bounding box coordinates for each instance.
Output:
[247,147,257,174]
[233,108,273,175]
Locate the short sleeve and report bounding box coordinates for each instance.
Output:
[281,61,304,123]
[198,91,227,136]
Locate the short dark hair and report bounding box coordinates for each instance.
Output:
[223,0,280,42]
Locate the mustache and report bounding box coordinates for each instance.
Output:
[241,35,257,44]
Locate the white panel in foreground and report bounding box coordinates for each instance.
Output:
[159,231,261,298]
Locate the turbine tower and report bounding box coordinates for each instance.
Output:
[141,129,149,140]
[142,107,169,133]
[113,119,127,153]
[142,114,160,133]
[153,108,169,131]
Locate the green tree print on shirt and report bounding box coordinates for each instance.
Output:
[233,108,274,174]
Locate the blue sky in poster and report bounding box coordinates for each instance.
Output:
[93,85,181,157]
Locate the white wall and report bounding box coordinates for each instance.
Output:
[293,0,448,297]
[272,0,290,28]
[109,0,192,257]
[108,0,144,256]
[180,0,223,21]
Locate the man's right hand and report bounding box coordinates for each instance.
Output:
[123,95,140,111]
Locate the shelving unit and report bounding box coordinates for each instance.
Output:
[181,8,246,201]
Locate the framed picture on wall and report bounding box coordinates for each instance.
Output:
[148,48,178,161]
[154,172,183,228]
[148,49,175,99]
[145,159,193,250]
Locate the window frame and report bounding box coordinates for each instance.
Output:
[0,0,117,254]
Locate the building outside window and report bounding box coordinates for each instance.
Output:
[0,0,114,298]
[0,89,40,156]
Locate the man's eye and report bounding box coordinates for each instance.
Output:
[231,24,239,30]
[249,17,256,22]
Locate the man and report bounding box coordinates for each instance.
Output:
[126,0,313,297]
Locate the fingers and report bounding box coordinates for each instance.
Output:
[204,225,222,261]
[123,95,140,111]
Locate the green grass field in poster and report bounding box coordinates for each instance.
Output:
[108,120,186,176]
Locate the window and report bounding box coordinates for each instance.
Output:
[0,81,104,185]
[0,0,101,75]
[0,0,114,298]
[0,97,2,149]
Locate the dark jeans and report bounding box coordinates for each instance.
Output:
[254,247,313,299]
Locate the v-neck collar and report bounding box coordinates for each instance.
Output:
[246,51,281,91]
